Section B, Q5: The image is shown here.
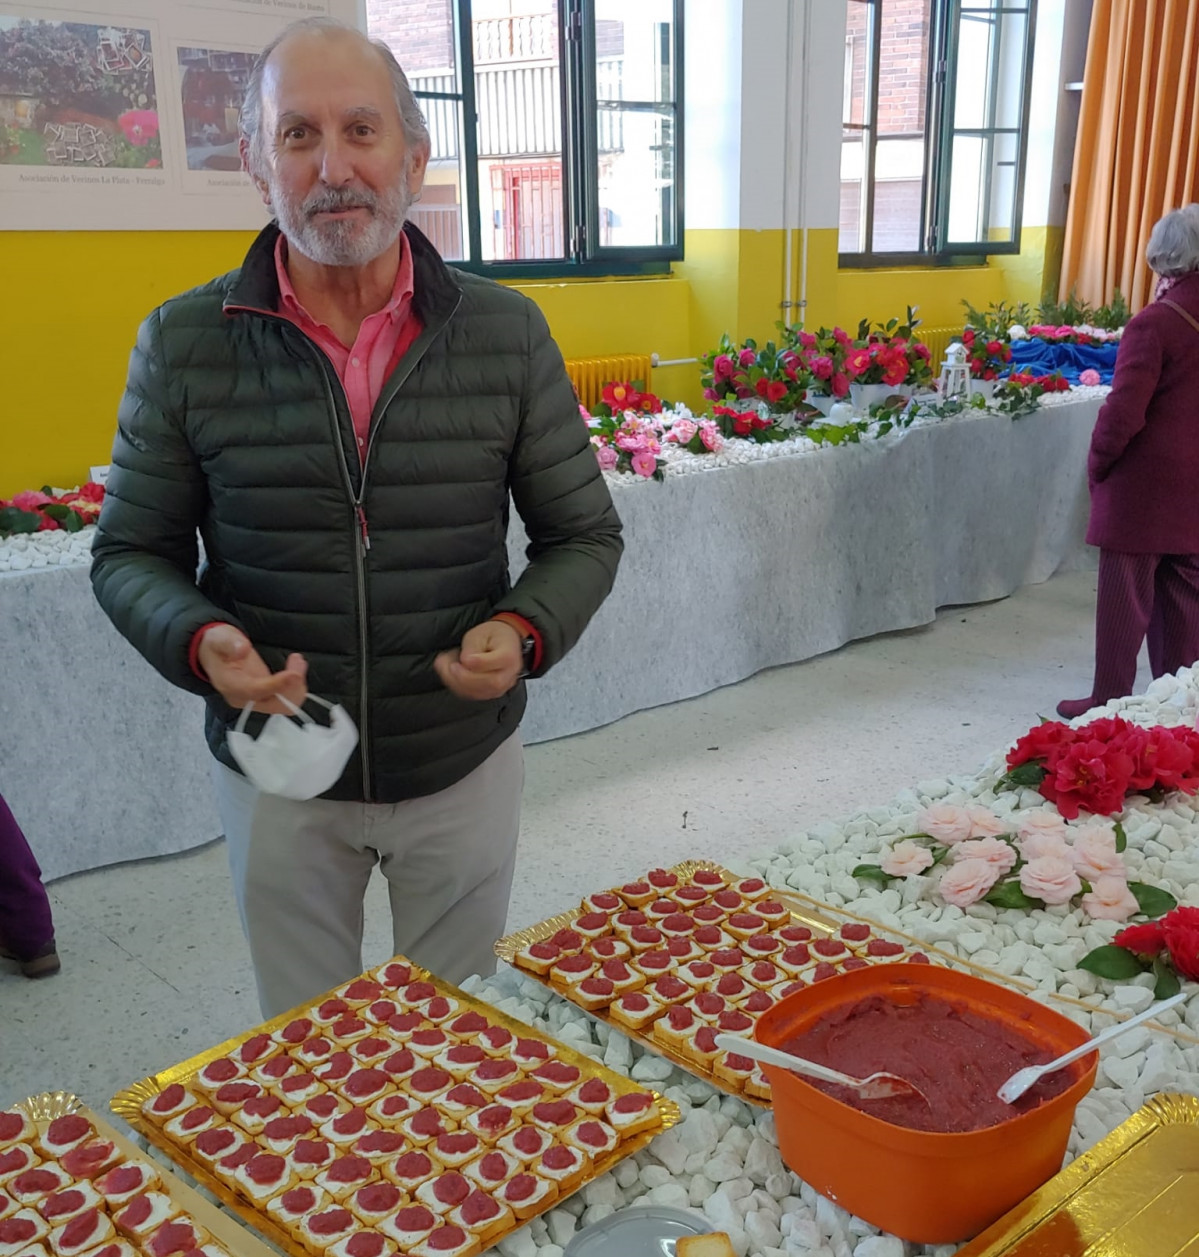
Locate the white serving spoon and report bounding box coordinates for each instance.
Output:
[996,990,1189,1104]
[713,1033,929,1104]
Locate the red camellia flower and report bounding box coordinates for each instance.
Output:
[1113,921,1167,961]
[962,328,976,347]
[1162,906,1199,980]
[601,381,641,411]
[1007,720,1074,768]
[733,413,755,436]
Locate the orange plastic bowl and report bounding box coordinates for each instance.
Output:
[754,963,1097,1244]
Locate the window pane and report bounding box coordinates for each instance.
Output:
[871,0,931,252]
[839,134,868,252]
[473,0,566,260]
[366,0,457,78]
[843,1,872,127]
[594,0,675,104]
[596,106,676,248]
[946,129,1019,244]
[941,2,1032,249]
[409,100,468,261]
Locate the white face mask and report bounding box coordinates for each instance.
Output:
[226,694,359,801]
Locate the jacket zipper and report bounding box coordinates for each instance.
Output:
[227,294,462,801]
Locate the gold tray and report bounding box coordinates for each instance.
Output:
[15,1094,277,1257]
[111,960,678,1257]
[957,1093,1199,1255]
[495,862,1197,1108]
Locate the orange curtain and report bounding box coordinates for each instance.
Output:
[1060,0,1199,312]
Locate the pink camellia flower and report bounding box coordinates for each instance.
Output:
[1070,824,1126,882]
[738,348,757,367]
[1017,811,1069,843]
[952,837,1017,875]
[1020,856,1083,905]
[916,803,974,845]
[798,331,818,349]
[1081,876,1140,922]
[10,489,54,511]
[594,443,619,471]
[809,354,834,380]
[713,354,734,380]
[880,840,935,878]
[668,418,697,445]
[699,422,723,452]
[630,451,658,478]
[966,806,1008,838]
[1078,368,1102,386]
[938,859,1002,908]
[1019,831,1073,863]
[830,372,850,398]
[703,387,719,400]
[833,327,852,347]
[118,109,159,147]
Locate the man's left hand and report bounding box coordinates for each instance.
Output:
[434,619,524,700]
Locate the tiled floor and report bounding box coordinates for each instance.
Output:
[2,567,1133,1118]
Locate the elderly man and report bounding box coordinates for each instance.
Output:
[92,16,622,1017]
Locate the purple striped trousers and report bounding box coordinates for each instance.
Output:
[0,792,55,960]
[1089,550,1199,703]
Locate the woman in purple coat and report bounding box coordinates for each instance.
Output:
[1058,205,1199,718]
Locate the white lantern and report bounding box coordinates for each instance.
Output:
[938,341,973,400]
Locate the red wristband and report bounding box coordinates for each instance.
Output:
[490,612,543,673]
[189,621,229,682]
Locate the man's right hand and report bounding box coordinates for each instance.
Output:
[197,624,308,714]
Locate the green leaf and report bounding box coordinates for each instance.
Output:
[930,845,952,866]
[0,507,40,535]
[1114,820,1127,854]
[1128,882,1179,918]
[984,881,1040,910]
[1153,957,1182,1000]
[1078,944,1149,980]
[851,864,892,887]
[1004,762,1049,788]
[63,511,83,533]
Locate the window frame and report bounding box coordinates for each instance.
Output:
[837,0,1038,268]
[402,0,684,280]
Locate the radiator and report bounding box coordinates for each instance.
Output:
[919,326,962,371]
[565,355,654,411]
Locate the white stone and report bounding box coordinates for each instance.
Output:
[703,1189,743,1235]
[704,1153,746,1183]
[639,1164,672,1190]
[852,1239,905,1257]
[689,1175,715,1207]
[631,1053,674,1082]
[497,1227,538,1257]
[581,1175,621,1209]
[677,1110,721,1156]
[716,1177,753,1203]
[746,1210,784,1251]
[765,1173,793,1200]
[1110,985,1155,1013]
[536,1247,564,1257]
[613,1159,640,1189]
[646,1183,691,1210]
[745,1136,786,1186]
[648,1130,689,1177]
[543,1210,575,1250]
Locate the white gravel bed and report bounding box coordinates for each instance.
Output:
[466,665,1199,1257]
[0,526,95,572]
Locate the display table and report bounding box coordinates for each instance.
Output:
[0,395,1101,881]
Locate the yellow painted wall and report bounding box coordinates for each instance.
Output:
[0,220,1060,498]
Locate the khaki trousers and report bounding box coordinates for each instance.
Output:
[212,733,523,1018]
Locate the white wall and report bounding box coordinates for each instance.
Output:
[683,0,744,230]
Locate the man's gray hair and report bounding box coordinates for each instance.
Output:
[239,16,430,175]
[1146,204,1199,277]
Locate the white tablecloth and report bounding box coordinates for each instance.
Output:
[0,397,1100,881]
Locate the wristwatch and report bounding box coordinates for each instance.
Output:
[518,634,536,679]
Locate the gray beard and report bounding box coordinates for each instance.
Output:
[273,178,414,267]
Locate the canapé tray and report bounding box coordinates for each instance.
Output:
[111,957,677,1257]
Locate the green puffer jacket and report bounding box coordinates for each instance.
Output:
[91,221,623,802]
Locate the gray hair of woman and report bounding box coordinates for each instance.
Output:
[1146,204,1199,277]
[239,16,430,177]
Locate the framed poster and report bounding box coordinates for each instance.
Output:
[0,0,362,228]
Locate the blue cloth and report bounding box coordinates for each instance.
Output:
[1007,338,1120,384]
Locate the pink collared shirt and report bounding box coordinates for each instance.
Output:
[274,232,422,463]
